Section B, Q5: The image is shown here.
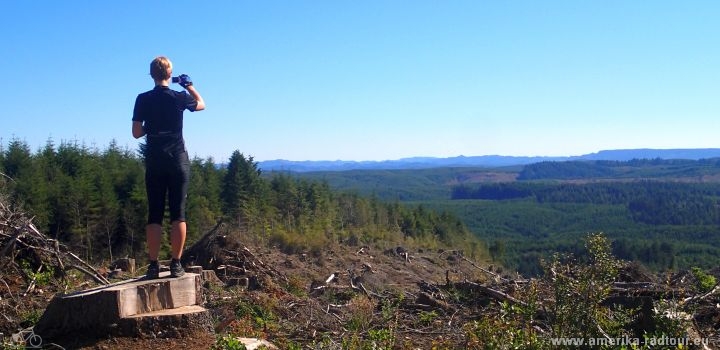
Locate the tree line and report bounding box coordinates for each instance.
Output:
[517,158,720,180]
[441,180,720,274]
[0,138,483,263]
[451,181,720,226]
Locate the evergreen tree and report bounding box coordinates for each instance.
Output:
[35,138,62,236]
[187,156,223,242]
[221,151,264,229]
[3,138,32,180]
[121,175,147,258]
[270,173,300,231]
[3,139,50,229]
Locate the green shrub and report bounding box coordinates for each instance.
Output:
[690,267,716,293]
[543,233,625,339]
[367,328,394,349]
[464,233,634,349]
[20,261,54,287]
[418,310,438,325]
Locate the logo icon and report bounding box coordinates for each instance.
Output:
[10,329,65,349]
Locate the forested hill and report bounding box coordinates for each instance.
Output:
[259,148,720,172]
[279,158,720,203]
[518,158,720,180]
[284,157,720,275]
[0,139,485,264]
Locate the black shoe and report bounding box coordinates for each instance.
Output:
[146,261,160,280]
[170,259,185,278]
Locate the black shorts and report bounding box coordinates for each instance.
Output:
[145,148,190,225]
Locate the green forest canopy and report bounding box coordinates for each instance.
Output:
[289,159,720,276]
[0,138,484,264]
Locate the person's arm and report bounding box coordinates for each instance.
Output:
[185,85,205,111]
[132,121,145,139]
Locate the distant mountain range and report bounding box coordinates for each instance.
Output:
[258,148,720,172]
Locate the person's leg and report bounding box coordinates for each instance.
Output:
[146,165,166,261]
[146,223,163,260]
[168,150,190,277]
[168,150,190,258]
[170,220,186,260]
[145,156,167,279]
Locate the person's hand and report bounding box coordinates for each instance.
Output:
[178,74,193,88]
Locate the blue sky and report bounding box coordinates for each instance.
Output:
[2,1,718,162]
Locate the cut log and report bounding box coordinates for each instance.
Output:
[34,272,201,340]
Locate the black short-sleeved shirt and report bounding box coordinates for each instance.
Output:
[133,86,198,154]
[133,85,197,159]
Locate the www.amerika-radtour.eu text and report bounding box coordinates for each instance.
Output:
[549,335,709,347]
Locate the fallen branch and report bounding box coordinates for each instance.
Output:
[68,264,109,285]
[321,304,344,322]
[325,272,338,284]
[462,280,527,307]
[52,240,65,278]
[417,291,454,312]
[0,277,17,303]
[357,282,383,298]
[447,309,459,327]
[0,171,15,183]
[23,264,43,296]
[0,232,21,261]
[397,327,453,335]
[683,284,720,304]
[67,252,109,285]
[458,255,508,282]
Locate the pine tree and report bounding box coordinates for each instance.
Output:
[3,139,49,227]
[187,156,223,243]
[221,151,264,230]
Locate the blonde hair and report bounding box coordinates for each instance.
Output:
[150,56,172,80]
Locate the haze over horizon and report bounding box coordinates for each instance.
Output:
[3,1,718,162]
[258,147,720,162]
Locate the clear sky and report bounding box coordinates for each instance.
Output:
[2,1,718,162]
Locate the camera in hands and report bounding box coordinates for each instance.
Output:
[172,74,193,88]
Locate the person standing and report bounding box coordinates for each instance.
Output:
[132,56,205,279]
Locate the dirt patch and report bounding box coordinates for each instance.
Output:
[74,332,216,350]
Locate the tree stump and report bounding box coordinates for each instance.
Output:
[33,272,211,343]
[111,258,136,275]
